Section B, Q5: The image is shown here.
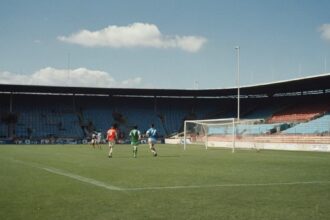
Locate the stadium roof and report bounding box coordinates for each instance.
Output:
[0,73,329,98]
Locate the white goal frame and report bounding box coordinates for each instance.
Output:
[183,118,236,152]
[183,118,264,152]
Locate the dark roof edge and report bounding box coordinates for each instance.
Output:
[0,73,330,97]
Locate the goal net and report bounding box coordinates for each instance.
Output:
[183,118,264,152]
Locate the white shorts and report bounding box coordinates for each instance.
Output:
[108,140,115,147]
[148,138,157,144]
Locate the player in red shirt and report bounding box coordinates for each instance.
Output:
[106,123,118,158]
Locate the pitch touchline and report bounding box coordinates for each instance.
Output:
[6,157,330,192]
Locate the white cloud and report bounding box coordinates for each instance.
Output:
[58,23,207,52]
[319,24,330,41]
[0,67,143,88]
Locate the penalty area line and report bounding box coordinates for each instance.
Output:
[38,167,330,191]
[42,167,123,191]
[5,157,330,192]
[5,157,123,191]
[125,181,330,191]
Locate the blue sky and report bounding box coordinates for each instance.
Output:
[0,0,330,89]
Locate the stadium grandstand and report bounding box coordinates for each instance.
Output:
[0,73,330,151]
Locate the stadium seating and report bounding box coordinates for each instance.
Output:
[268,103,330,123]
[1,92,330,141]
[10,95,83,139]
[243,105,281,119]
[283,113,330,134]
[208,123,282,136]
[0,97,10,138]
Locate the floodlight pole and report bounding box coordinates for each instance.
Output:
[235,46,240,121]
[325,57,327,73]
[67,52,71,86]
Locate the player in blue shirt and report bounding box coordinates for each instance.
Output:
[146,124,158,157]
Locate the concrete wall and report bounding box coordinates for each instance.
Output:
[207,140,330,152]
[165,138,330,152]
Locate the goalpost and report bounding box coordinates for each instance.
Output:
[183,118,263,152]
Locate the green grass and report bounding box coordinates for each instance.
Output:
[0,144,330,220]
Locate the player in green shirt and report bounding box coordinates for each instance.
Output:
[129,125,141,158]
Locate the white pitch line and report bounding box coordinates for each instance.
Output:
[124,181,330,191]
[42,167,122,191]
[39,167,330,191]
[5,157,123,191]
[5,157,330,192]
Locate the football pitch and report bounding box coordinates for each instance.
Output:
[0,144,330,220]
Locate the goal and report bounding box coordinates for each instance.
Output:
[183,118,263,152]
